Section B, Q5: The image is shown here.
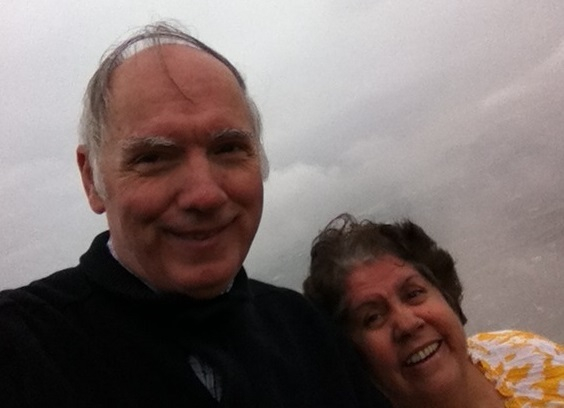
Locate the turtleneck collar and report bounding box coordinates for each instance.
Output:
[80,231,252,324]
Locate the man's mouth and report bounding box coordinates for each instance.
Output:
[404,341,441,366]
[186,229,223,241]
[167,222,231,241]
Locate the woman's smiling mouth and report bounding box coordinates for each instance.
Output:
[404,341,441,366]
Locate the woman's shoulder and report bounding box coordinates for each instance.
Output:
[468,329,562,353]
[467,330,564,406]
[467,329,563,376]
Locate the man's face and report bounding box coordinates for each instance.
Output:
[78,45,263,298]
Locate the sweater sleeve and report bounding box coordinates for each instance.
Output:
[0,293,76,407]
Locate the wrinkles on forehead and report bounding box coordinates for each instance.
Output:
[118,128,255,150]
[96,42,267,179]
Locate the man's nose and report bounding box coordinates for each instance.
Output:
[175,155,228,212]
[392,306,424,343]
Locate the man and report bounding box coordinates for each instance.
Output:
[0,22,390,407]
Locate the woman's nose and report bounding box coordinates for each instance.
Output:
[392,306,425,343]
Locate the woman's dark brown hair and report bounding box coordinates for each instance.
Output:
[303,213,467,324]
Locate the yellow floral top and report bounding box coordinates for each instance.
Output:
[467,330,564,407]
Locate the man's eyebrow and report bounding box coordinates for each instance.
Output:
[119,135,177,151]
[212,128,255,140]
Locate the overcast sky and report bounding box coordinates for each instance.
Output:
[1,1,563,342]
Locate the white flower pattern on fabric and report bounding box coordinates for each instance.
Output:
[467,330,564,407]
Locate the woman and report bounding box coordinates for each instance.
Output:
[303,214,563,407]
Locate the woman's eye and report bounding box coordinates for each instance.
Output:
[405,288,426,303]
[408,289,423,298]
[363,312,384,328]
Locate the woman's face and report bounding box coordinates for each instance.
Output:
[344,255,470,405]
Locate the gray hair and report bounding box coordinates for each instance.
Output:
[79,21,269,195]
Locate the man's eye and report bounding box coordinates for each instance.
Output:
[133,152,162,164]
[127,150,177,174]
[215,142,249,155]
[217,144,240,154]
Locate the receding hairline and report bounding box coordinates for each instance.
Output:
[107,43,250,100]
[102,44,259,149]
[95,23,248,91]
[79,22,270,185]
[113,42,239,75]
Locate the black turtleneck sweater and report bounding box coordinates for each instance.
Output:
[0,232,390,407]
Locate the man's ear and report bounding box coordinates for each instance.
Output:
[76,145,106,214]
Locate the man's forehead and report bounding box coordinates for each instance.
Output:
[106,44,246,114]
[120,43,199,67]
[101,44,254,142]
[111,44,236,85]
[118,38,202,62]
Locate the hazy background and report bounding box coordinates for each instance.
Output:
[1,1,563,342]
